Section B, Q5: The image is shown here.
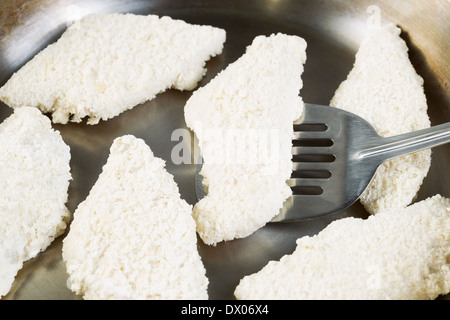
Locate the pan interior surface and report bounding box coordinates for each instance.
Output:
[0,0,448,300]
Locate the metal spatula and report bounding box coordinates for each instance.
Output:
[281,103,450,221]
[195,103,450,221]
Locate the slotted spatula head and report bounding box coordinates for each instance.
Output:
[280,103,450,221]
[284,103,382,220]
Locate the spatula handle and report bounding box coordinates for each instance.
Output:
[359,122,450,162]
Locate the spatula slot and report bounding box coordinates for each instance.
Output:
[291,186,324,195]
[293,138,333,147]
[292,154,336,163]
[291,170,332,179]
[294,123,328,132]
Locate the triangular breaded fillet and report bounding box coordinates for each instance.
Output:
[0,107,71,297]
[330,23,431,215]
[0,14,226,124]
[63,135,208,299]
[184,33,307,245]
[235,195,450,300]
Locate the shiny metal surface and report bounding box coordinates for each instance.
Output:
[0,0,449,300]
[287,104,450,221]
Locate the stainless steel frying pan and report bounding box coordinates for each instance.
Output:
[1,0,448,300]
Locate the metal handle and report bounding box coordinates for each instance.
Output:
[359,122,450,161]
